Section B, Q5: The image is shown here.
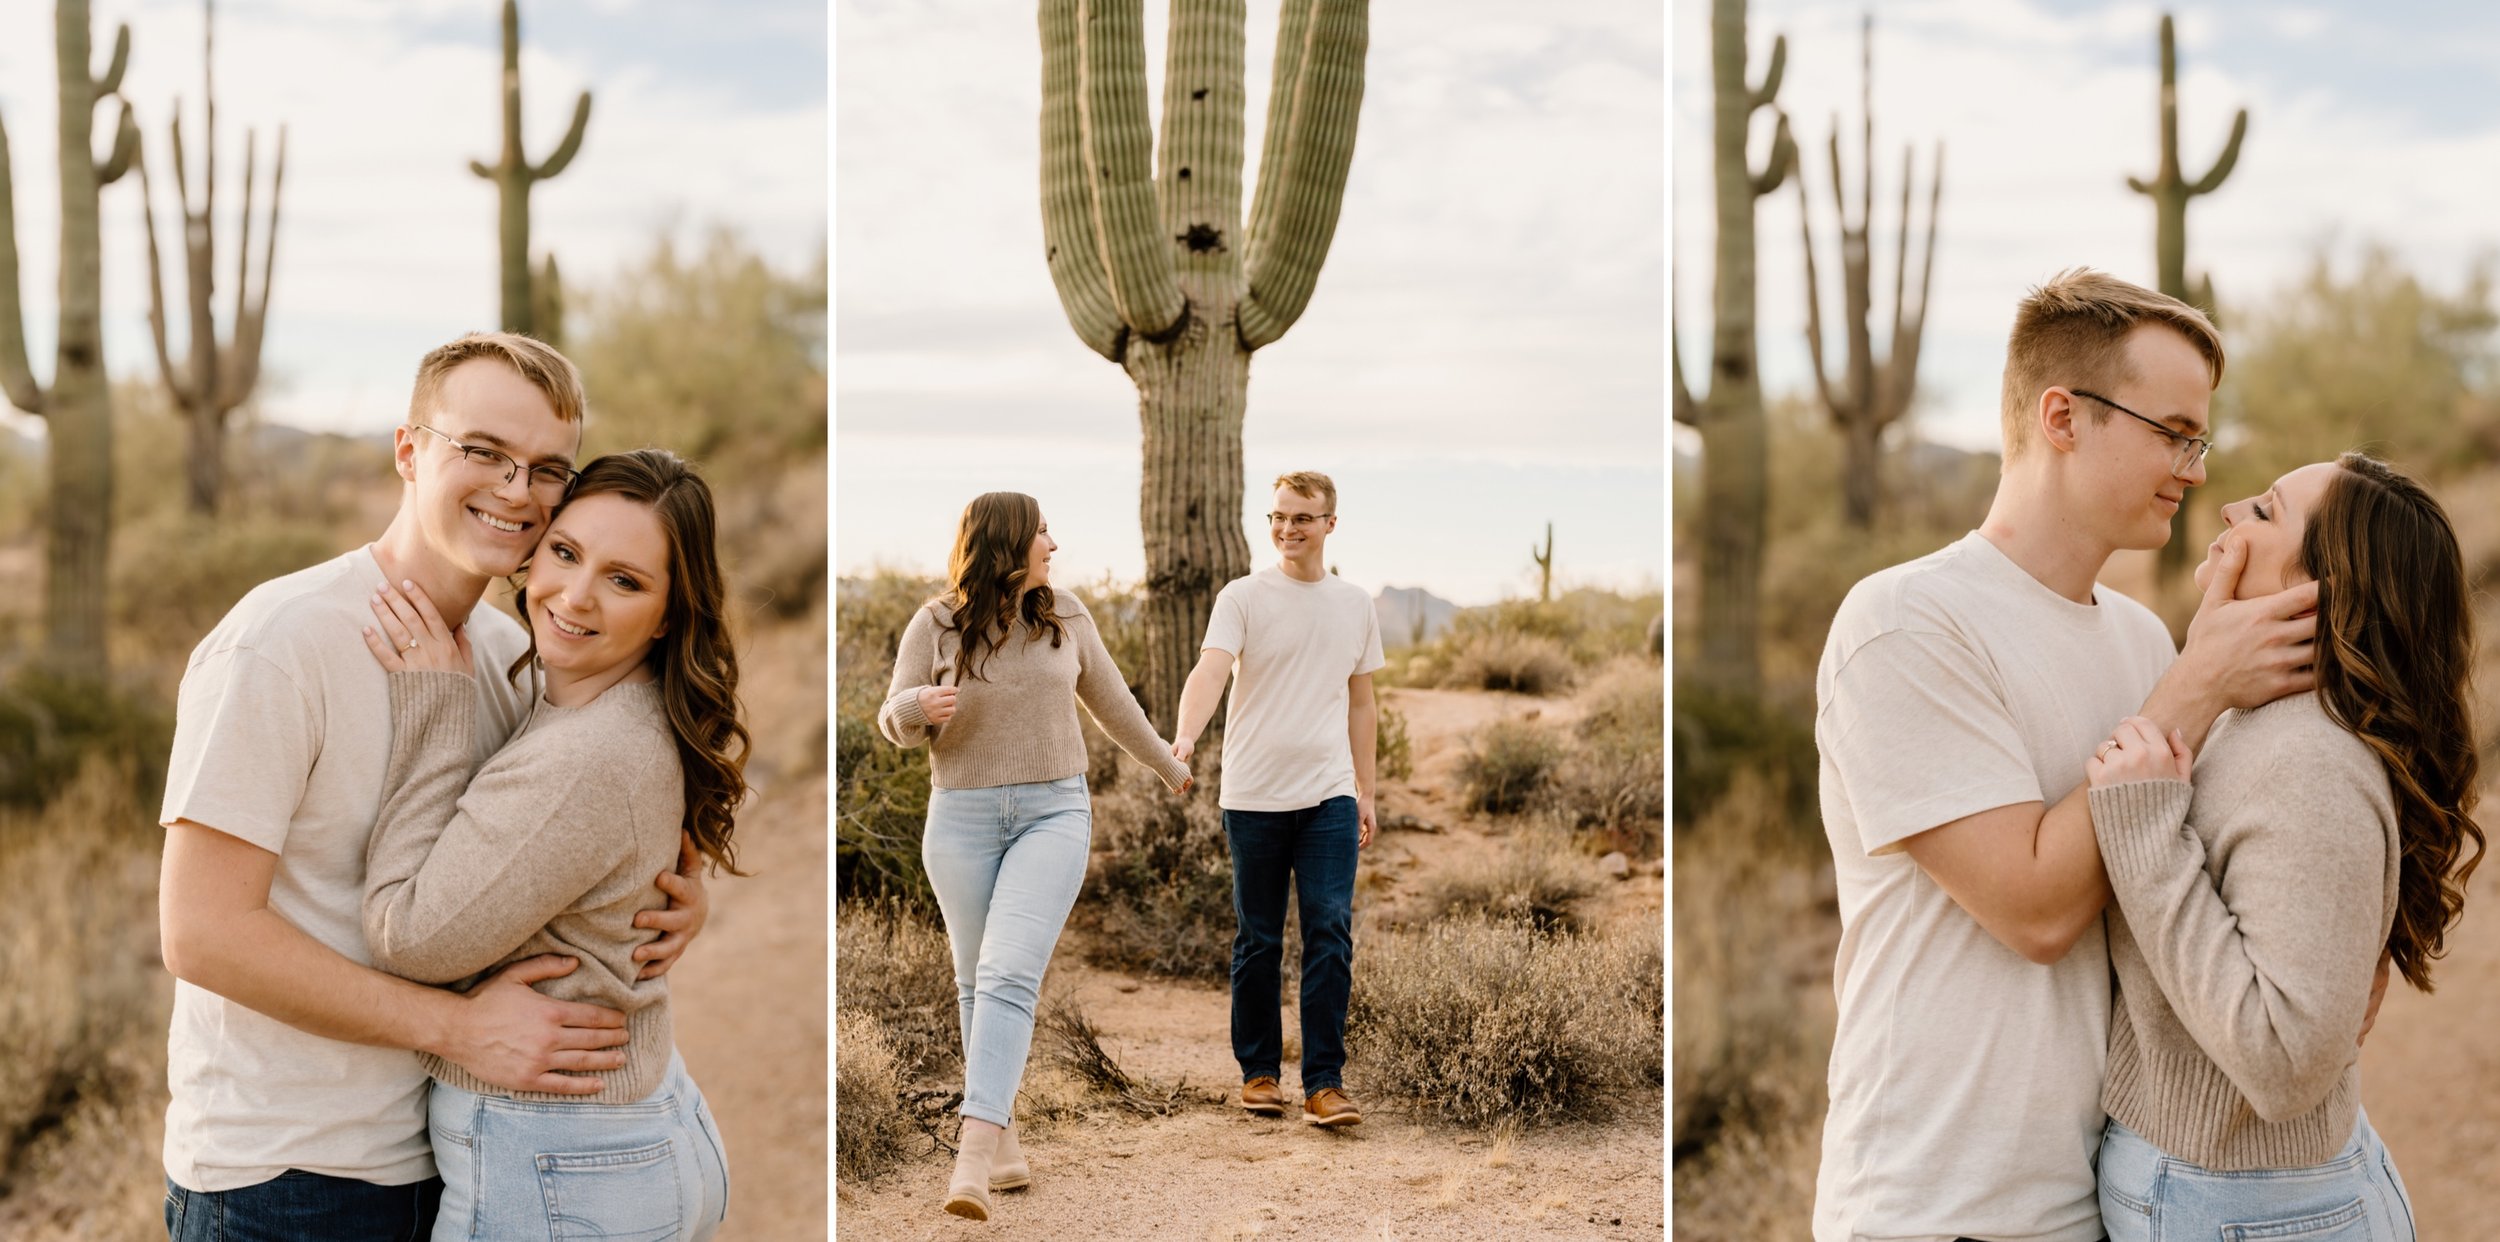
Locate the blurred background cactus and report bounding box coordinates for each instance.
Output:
[471,0,588,341]
[137,0,285,518]
[1672,0,1794,698]
[0,0,137,681]
[1532,521,1554,602]
[1797,14,1940,532]
[1037,0,1367,732]
[2129,10,2245,579]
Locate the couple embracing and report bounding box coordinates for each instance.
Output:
[159,332,747,1240]
[1815,270,2480,1241]
[876,470,1383,1221]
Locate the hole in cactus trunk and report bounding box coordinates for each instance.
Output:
[1192,88,1208,100]
[1177,224,1224,253]
[1178,167,1191,180]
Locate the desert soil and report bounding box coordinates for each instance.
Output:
[2356,857,2500,1237]
[834,687,1668,1240]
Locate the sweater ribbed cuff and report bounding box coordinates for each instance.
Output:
[389,670,476,736]
[886,687,930,730]
[1149,748,1192,793]
[424,998,674,1106]
[2087,779,2196,881]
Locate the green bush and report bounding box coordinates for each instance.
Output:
[1456,718,1561,815]
[1349,917,1648,1127]
[1082,780,1235,979]
[1671,679,1818,833]
[0,666,175,811]
[1445,630,1574,695]
[1376,703,1414,782]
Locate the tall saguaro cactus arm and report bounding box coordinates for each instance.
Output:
[0,115,38,415]
[1237,0,1365,349]
[1077,0,1186,339]
[470,0,590,336]
[1038,1,1125,359]
[2125,11,2244,315]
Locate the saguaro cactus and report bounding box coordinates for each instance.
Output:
[139,0,285,516]
[0,1,137,678]
[2127,11,2243,574]
[470,0,588,338]
[1671,0,1794,697]
[1799,14,1941,531]
[1531,522,1553,603]
[1038,0,1366,729]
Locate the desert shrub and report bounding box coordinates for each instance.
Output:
[832,577,940,910]
[1671,770,1831,1169]
[0,760,162,1179]
[1670,678,1817,832]
[1439,590,1663,669]
[1082,777,1234,979]
[0,665,175,810]
[832,899,960,1080]
[1349,917,1648,1127]
[1417,830,1593,933]
[1456,718,1561,815]
[1443,629,1573,695]
[1549,657,1667,844]
[1038,1000,1189,1117]
[110,511,342,666]
[833,1010,913,1185]
[1376,703,1413,782]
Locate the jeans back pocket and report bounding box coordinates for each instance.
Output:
[2220,1195,2370,1241]
[534,1138,683,1241]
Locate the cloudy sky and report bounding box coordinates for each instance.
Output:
[835,2,1666,607]
[1675,0,2500,453]
[0,0,824,437]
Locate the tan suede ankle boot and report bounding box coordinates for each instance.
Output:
[943,1124,1001,1220]
[990,1120,1031,1191]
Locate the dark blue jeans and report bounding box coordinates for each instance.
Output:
[165,1170,440,1242]
[1224,796,1358,1092]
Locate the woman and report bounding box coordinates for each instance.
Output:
[358,449,747,1241]
[878,492,1191,1221]
[2086,452,2481,1240]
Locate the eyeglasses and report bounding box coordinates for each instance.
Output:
[1266,512,1332,529]
[2069,389,2211,475]
[409,424,579,499]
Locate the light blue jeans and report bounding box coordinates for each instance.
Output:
[426,1049,729,1242]
[921,774,1092,1127]
[2099,1112,2415,1241]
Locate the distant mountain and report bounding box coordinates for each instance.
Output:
[1375,584,1460,647]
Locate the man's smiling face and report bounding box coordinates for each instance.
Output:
[396,358,581,581]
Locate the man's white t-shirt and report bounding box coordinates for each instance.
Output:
[159,547,534,1192]
[1202,566,1386,812]
[1812,533,2175,1242]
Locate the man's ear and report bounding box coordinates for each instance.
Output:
[393,426,420,483]
[2038,387,2081,455]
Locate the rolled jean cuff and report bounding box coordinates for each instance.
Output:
[960,1099,1013,1127]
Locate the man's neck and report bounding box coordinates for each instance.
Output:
[1975,478,2112,605]
[1276,554,1327,583]
[370,514,491,629]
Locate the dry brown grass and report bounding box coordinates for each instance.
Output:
[833,1009,913,1185]
[0,760,168,1238]
[1415,826,1594,933]
[1348,917,1651,1128]
[832,899,960,1080]
[1670,769,1830,1236]
[1442,630,1575,696]
[1455,718,1563,815]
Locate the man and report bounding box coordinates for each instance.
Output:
[156,333,709,1239]
[1173,470,1385,1129]
[1811,271,2329,1242]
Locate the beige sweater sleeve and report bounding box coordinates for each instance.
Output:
[2088,764,2386,1122]
[362,671,638,984]
[1068,604,1191,792]
[877,605,940,748]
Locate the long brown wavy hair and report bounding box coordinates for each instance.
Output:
[2300,452,2483,991]
[508,449,753,876]
[936,492,1065,683]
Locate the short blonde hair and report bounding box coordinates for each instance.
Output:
[2000,269,2222,459]
[408,331,587,428]
[1273,470,1337,513]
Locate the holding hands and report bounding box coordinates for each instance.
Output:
[2087,715,2193,788]
[362,580,474,676]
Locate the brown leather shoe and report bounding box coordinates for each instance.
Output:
[1240,1076,1286,1117]
[1303,1086,1362,1128]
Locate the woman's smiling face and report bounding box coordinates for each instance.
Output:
[529,492,673,679]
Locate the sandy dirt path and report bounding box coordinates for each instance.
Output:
[836,687,1666,1239]
[2356,857,2500,1237]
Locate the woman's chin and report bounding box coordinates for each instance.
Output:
[2192,560,2213,594]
